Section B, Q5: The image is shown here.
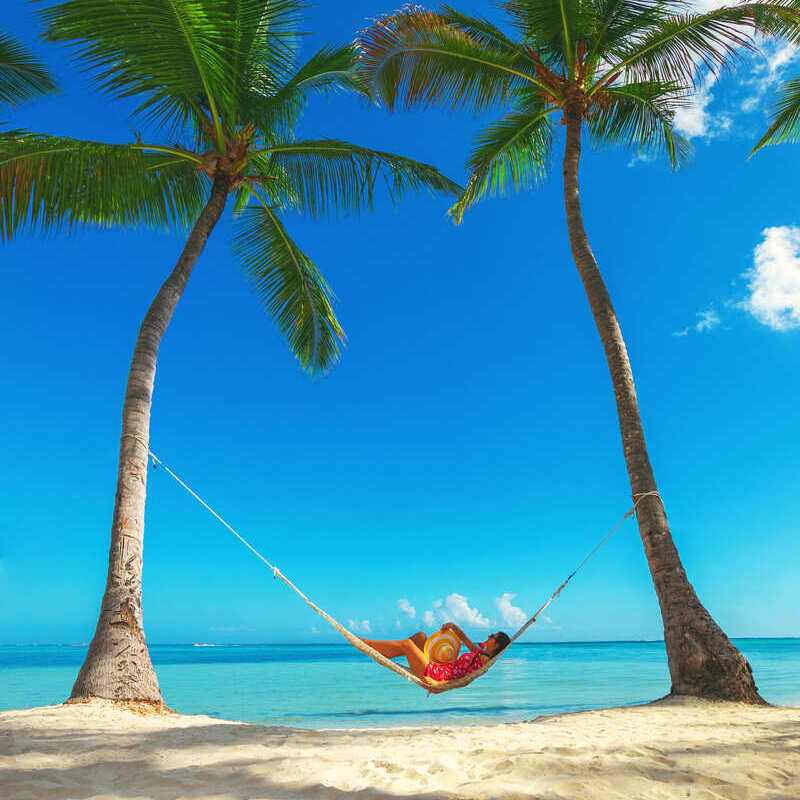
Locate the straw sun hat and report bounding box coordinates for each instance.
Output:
[423,629,460,664]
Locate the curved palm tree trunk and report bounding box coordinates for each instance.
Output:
[69,172,231,705]
[561,105,762,703]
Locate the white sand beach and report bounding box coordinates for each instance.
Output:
[1,697,798,799]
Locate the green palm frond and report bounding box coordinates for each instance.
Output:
[438,6,525,55]
[357,8,545,112]
[245,153,299,207]
[39,0,232,145]
[233,180,252,214]
[249,44,362,138]
[0,30,57,107]
[0,132,207,239]
[262,139,461,216]
[587,81,693,168]
[500,0,588,70]
[233,201,344,374]
[450,97,553,224]
[599,5,786,88]
[745,0,800,41]
[751,75,800,153]
[15,4,460,380]
[585,0,683,67]
[501,0,571,47]
[226,0,304,112]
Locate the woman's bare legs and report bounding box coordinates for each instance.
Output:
[361,631,429,677]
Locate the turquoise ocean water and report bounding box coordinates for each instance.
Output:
[2,639,798,729]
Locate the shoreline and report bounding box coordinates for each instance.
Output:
[3,697,799,799]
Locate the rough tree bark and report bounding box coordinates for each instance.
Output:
[561,103,763,703]
[69,172,232,705]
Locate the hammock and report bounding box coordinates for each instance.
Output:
[146,446,657,694]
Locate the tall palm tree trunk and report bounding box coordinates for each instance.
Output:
[561,104,762,703]
[69,172,231,705]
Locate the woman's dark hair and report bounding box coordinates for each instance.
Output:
[490,631,511,658]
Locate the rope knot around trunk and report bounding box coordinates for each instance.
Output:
[632,490,663,517]
[120,432,150,452]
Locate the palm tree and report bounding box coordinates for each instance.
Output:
[0,28,56,109]
[0,0,458,706]
[358,0,798,702]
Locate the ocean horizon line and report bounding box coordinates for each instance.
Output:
[4,636,799,648]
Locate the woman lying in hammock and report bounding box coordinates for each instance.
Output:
[362,623,511,690]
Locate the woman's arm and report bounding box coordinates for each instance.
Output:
[443,622,478,652]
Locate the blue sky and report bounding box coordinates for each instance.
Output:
[2,1,799,646]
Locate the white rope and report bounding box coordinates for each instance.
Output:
[147,450,282,578]
[451,492,659,687]
[146,447,434,689]
[144,443,650,693]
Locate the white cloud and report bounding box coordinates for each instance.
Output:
[495,593,527,627]
[740,95,760,114]
[671,223,800,335]
[763,41,800,79]
[310,625,320,635]
[743,226,800,330]
[765,41,798,74]
[674,72,732,140]
[536,614,562,631]
[758,40,799,88]
[397,598,416,619]
[740,41,800,116]
[687,0,721,11]
[673,307,721,337]
[442,593,490,628]
[422,594,491,629]
[627,151,656,168]
[348,619,371,634]
[696,308,721,332]
[619,10,799,142]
